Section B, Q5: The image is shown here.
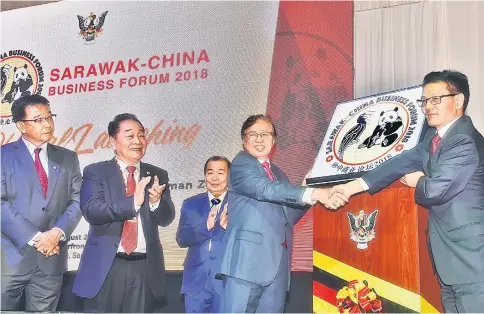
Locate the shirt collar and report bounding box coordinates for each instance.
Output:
[115,157,141,174]
[22,137,48,156]
[208,190,227,204]
[258,159,270,166]
[436,116,461,138]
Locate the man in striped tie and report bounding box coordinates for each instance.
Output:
[176,156,230,312]
[72,113,175,313]
[1,95,82,311]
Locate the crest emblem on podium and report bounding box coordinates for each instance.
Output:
[347,209,378,249]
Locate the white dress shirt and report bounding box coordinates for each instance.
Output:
[115,158,160,254]
[23,138,66,245]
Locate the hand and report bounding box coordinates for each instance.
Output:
[206,206,217,231]
[148,176,165,204]
[400,171,424,188]
[33,229,62,257]
[219,203,228,230]
[329,180,365,200]
[327,193,349,211]
[46,245,60,257]
[311,188,348,210]
[134,176,152,206]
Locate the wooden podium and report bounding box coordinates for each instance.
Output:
[312,182,443,313]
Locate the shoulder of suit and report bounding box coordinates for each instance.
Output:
[0,142,16,164]
[48,143,77,156]
[185,192,208,203]
[83,160,113,172]
[142,163,168,175]
[0,141,16,155]
[233,150,256,165]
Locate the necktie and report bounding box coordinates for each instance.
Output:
[211,198,221,210]
[121,166,138,255]
[211,198,222,219]
[262,161,275,181]
[431,134,441,155]
[34,148,48,197]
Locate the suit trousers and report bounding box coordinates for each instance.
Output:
[219,247,289,313]
[83,256,154,313]
[184,270,221,313]
[1,266,63,311]
[439,276,484,313]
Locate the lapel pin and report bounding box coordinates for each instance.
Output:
[53,166,57,170]
[146,171,150,175]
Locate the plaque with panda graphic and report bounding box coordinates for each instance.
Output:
[307,85,427,186]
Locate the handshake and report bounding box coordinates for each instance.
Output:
[304,171,425,210]
[303,175,367,210]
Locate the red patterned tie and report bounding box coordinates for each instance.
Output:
[121,166,138,255]
[262,161,275,181]
[34,148,48,197]
[431,134,441,155]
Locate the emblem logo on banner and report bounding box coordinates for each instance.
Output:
[308,86,425,185]
[77,11,109,44]
[347,209,378,249]
[0,50,44,123]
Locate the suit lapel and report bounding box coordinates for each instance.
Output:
[139,162,155,220]
[46,144,62,203]
[215,194,228,221]
[109,159,128,200]
[12,139,43,195]
[201,193,211,217]
[271,164,287,182]
[430,117,466,166]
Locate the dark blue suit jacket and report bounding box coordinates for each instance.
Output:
[72,159,175,299]
[1,139,82,276]
[176,192,227,295]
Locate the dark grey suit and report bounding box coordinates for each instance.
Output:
[361,116,484,312]
[1,138,82,311]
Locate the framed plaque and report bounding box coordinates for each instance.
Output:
[307,85,427,187]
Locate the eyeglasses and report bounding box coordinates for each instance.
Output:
[21,114,57,124]
[245,131,273,140]
[416,94,457,107]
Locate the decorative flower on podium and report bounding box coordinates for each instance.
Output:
[336,279,382,313]
[347,209,379,249]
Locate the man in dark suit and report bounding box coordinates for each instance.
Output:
[1,95,82,311]
[331,70,484,313]
[176,156,230,312]
[218,114,347,312]
[72,113,175,312]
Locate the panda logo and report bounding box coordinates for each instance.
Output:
[358,107,403,149]
[2,64,34,103]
